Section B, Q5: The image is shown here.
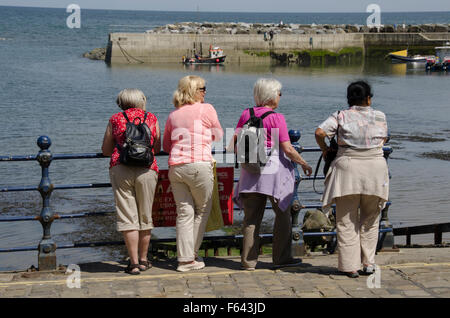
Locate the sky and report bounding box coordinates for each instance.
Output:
[1,0,450,12]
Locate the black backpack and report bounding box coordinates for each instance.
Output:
[235,107,274,174]
[117,111,154,167]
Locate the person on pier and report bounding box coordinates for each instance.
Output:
[163,75,223,272]
[232,78,312,271]
[315,81,389,278]
[102,89,161,275]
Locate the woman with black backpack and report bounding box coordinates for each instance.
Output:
[102,88,161,275]
[315,81,389,278]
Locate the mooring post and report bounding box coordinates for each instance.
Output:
[36,136,57,270]
[289,130,306,256]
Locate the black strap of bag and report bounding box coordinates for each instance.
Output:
[116,111,150,151]
[234,107,275,168]
[122,111,148,125]
[313,111,340,194]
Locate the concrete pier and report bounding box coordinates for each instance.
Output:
[1,248,449,298]
[105,32,450,64]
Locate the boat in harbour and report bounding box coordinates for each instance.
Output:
[425,43,450,72]
[182,46,226,65]
[387,49,429,63]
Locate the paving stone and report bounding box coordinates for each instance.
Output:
[30,285,62,297]
[189,288,215,295]
[342,289,378,298]
[0,274,14,283]
[268,290,294,297]
[235,283,261,290]
[114,290,138,297]
[136,280,160,288]
[60,289,89,298]
[403,290,432,297]
[3,286,31,297]
[191,293,216,298]
[165,291,192,298]
[0,287,7,296]
[419,281,450,288]
[428,287,450,293]
[212,284,237,291]
[242,292,267,298]
[163,285,187,293]
[318,287,350,298]
[295,291,323,298]
[137,287,163,295]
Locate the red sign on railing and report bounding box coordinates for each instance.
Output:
[152,167,234,227]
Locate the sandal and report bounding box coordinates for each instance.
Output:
[125,263,140,275]
[138,260,152,271]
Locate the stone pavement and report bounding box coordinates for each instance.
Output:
[0,248,449,298]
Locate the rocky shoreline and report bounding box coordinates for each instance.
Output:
[147,22,450,35]
[83,47,106,60]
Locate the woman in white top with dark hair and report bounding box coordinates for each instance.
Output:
[315,81,389,278]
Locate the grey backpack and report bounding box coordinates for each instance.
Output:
[235,108,274,174]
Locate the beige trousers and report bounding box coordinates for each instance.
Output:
[109,165,158,232]
[241,193,293,268]
[335,194,383,272]
[168,162,214,262]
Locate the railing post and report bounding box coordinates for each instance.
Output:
[377,202,398,252]
[377,145,398,252]
[289,130,306,256]
[36,136,57,271]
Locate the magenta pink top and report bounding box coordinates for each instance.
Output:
[235,106,291,147]
[163,102,223,166]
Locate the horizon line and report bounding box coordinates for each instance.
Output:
[1,4,449,14]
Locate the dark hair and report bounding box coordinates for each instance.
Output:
[347,81,373,106]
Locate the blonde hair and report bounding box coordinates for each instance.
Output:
[253,78,282,106]
[116,88,147,110]
[172,75,205,108]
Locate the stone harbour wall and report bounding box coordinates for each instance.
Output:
[148,22,450,35]
[103,22,450,64]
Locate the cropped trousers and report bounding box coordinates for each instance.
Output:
[335,194,383,272]
[109,164,158,232]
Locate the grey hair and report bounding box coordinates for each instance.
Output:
[253,78,282,106]
[116,88,147,110]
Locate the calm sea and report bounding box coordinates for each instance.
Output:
[0,6,449,271]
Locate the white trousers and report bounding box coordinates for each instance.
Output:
[335,194,383,272]
[168,162,214,262]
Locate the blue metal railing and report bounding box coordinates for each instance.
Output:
[0,132,394,270]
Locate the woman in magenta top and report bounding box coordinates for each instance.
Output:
[163,75,223,272]
[102,88,161,275]
[232,78,312,270]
